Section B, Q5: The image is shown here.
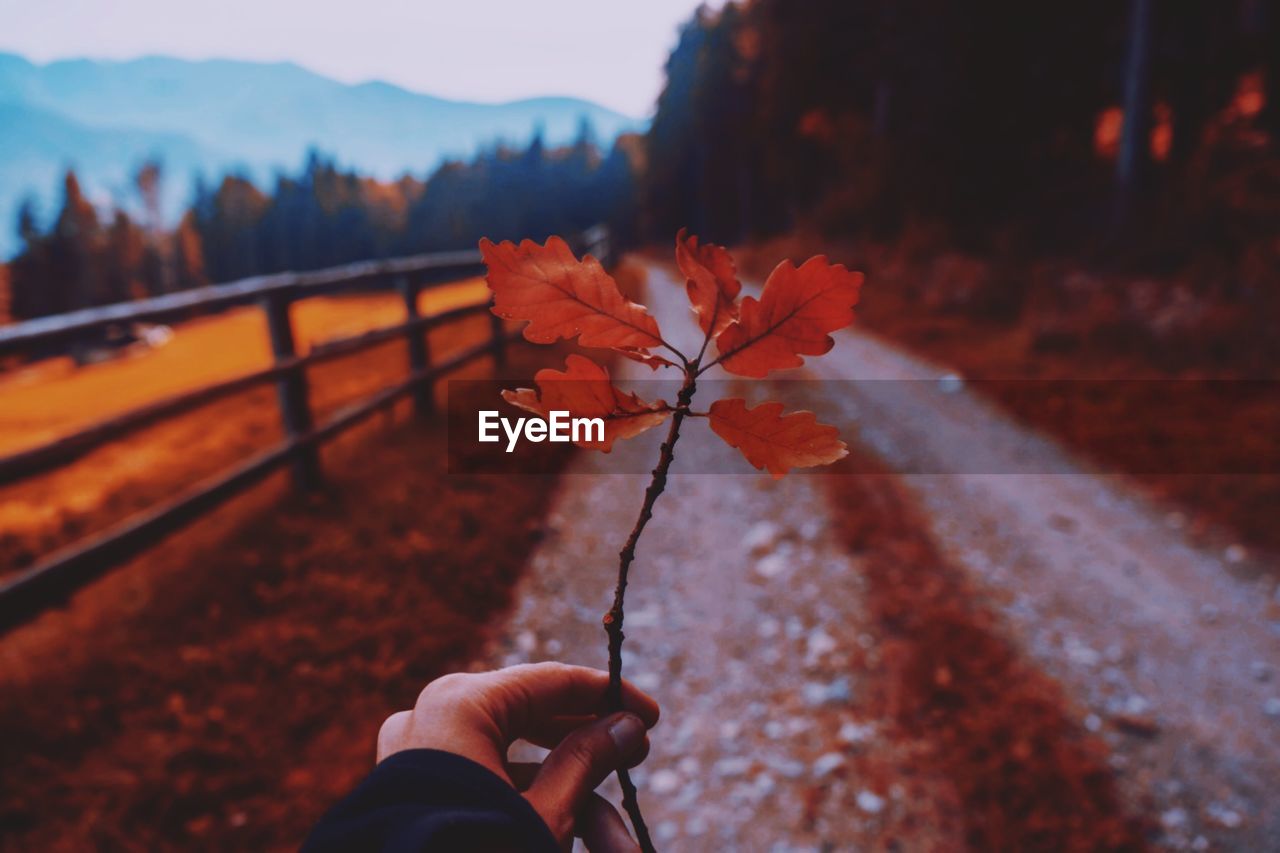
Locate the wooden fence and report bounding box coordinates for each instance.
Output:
[0,226,612,635]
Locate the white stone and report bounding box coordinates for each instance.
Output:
[812,752,845,777]
[713,757,752,778]
[838,721,875,744]
[856,790,886,814]
[1225,544,1247,564]
[650,769,681,794]
[805,628,839,662]
[744,521,783,554]
[755,553,791,579]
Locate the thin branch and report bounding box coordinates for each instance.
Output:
[603,370,699,853]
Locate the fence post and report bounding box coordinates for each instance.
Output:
[490,310,507,370]
[262,289,322,490]
[398,275,433,416]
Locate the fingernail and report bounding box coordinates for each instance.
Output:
[607,713,646,756]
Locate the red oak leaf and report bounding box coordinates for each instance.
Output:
[713,256,862,378]
[616,347,680,371]
[708,398,848,478]
[501,354,671,452]
[675,228,741,337]
[480,236,665,354]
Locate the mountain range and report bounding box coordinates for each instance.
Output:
[0,52,644,257]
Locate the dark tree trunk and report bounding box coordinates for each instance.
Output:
[1115,0,1154,227]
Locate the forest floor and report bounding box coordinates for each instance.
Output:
[485,260,1280,851]
[0,283,574,850]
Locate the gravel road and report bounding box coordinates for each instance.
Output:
[481,259,1280,851]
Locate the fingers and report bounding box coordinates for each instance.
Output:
[477,664,660,740]
[577,794,640,853]
[522,714,596,749]
[523,711,649,842]
[376,710,411,762]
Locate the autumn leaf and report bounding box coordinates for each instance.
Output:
[713,256,862,378]
[708,398,847,478]
[480,236,666,355]
[616,347,680,371]
[502,354,671,452]
[676,228,741,337]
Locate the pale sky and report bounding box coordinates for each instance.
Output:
[0,0,722,117]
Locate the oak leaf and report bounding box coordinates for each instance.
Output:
[708,398,848,478]
[675,228,741,337]
[501,354,670,452]
[480,236,665,354]
[714,256,862,378]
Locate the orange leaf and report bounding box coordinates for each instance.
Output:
[616,347,680,371]
[501,355,671,452]
[713,256,862,377]
[708,398,847,478]
[480,236,665,353]
[676,228,741,337]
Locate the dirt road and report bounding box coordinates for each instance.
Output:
[483,260,1280,850]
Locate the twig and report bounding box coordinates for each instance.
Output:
[603,373,699,853]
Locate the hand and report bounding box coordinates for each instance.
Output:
[377,662,660,851]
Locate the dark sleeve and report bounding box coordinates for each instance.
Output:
[301,749,560,853]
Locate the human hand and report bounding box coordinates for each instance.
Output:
[377,662,660,851]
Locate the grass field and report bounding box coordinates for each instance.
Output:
[0,278,491,576]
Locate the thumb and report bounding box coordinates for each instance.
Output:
[523,712,648,841]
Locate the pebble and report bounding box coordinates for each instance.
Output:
[769,757,807,779]
[755,553,791,579]
[713,757,752,778]
[650,769,681,795]
[632,671,661,691]
[1205,803,1243,829]
[1263,697,1280,718]
[1250,661,1271,682]
[719,720,742,740]
[744,521,783,555]
[1224,544,1247,564]
[856,790,886,814]
[758,617,781,639]
[1198,603,1220,625]
[805,628,838,662]
[802,678,853,707]
[655,821,678,843]
[812,752,845,777]
[1084,714,1103,733]
[515,630,537,654]
[938,373,964,394]
[1160,807,1189,830]
[677,756,700,776]
[1165,511,1187,530]
[838,721,875,744]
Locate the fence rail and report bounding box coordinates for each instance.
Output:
[0,226,612,635]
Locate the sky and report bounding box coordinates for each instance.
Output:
[0,0,722,117]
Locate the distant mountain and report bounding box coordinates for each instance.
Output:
[0,52,644,256]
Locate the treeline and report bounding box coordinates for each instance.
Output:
[640,0,1280,255]
[6,123,637,321]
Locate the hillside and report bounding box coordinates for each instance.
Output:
[0,52,645,256]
